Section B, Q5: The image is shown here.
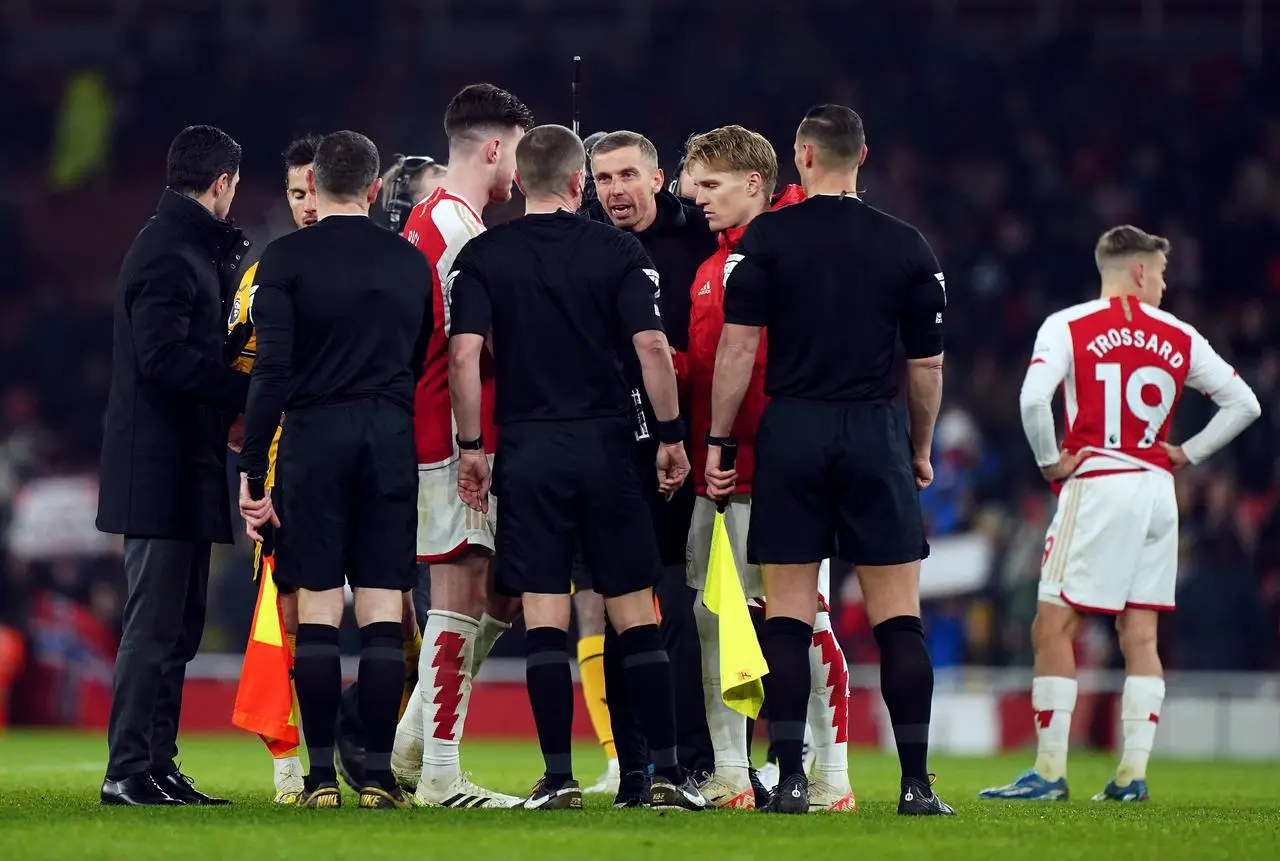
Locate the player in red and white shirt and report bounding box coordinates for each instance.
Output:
[982,226,1260,805]
[389,84,533,809]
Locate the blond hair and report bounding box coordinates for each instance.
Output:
[683,125,778,197]
[1094,225,1171,272]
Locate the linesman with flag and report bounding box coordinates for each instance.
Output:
[238,131,435,810]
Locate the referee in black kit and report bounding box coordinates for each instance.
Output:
[237,131,432,810]
[706,105,954,815]
[446,123,707,812]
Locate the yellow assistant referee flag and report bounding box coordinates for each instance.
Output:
[702,493,768,719]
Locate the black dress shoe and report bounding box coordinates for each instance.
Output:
[152,770,232,805]
[101,774,184,806]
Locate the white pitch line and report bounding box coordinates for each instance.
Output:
[0,762,102,774]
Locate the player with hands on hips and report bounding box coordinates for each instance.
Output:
[981,225,1260,805]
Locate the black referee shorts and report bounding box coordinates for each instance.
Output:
[273,399,417,593]
[748,398,928,567]
[493,417,660,599]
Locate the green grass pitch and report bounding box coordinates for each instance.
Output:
[1,731,1276,860]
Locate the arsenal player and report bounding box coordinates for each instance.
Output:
[680,125,854,812]
[392,83,533,809]
[982,225,1260,804]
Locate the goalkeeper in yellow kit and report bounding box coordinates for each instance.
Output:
[229,136,423,803]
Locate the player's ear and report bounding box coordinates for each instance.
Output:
[367,176,383,207]
[858,144,868,168]
[514,170,527,197]
[306,168,316,195]
[747,171,761,197]
[212,172,230,197]
[653,167,665,193]
[570,168,584,199]
[486,138,501,165]
[1130,260,1145,290]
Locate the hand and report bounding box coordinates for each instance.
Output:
[912,456,934,490]
[238,473,280,542]
[656,442,690,500]
[457,450,492,513]
[1160,441,1190,472]
[1039,448,1084,483]
[227,415,245,453]
[704,443,738,501]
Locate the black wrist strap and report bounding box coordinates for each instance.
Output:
[656,417,685,445]
[705,432,736,448]
[456,434,483,451]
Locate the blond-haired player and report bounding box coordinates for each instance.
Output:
[680,125,854,812]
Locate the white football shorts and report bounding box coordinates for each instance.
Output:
[686,494,763,598]
[1039,469,1178,613]
[416,456,496,562]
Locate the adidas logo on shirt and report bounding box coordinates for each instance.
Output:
[697,282,711,297]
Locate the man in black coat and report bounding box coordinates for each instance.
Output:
[581,130,718,802]
[97,125,252,806]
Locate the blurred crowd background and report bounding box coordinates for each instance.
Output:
[2,0,1279,724]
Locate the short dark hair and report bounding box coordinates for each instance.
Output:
[282,135,322,171]
[1095,225,1171,272]
[590,130,660,173]
[313,130,380,200]
[516,125,585,197]
[444,83,534,146]
[796,104,866,168]
[166,125,241,195]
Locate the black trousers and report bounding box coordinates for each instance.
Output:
[106,537,210,779]
[608,562,714,777]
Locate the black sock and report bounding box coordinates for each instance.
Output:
[618,624,681,785]
[873,615,934,784]
[357,620,404,791]
[294,623,342,788]
[526,626,573,789]
[759,616,812,779]
[604,618,648,775]
[746,717,755,763]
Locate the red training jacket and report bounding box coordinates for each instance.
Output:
[683,184,805,495]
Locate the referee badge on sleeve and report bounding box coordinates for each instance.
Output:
[442,270,457,336]
[724,253,743,285]
[643,268,661,316]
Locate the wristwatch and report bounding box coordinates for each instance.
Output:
[456,434,483,451]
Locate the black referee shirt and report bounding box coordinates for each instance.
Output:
[447,210,664,425]
[238,214,434,476]
[723,194,945,401]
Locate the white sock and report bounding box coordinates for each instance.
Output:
[1117,675,1164,785]
[808,611,850,791]
[694,593,749,787]
[272,755,302,789]
[392,682,424,760]
[418,610,479,785]
[1031,676,1077,782]
[469,613,509,677]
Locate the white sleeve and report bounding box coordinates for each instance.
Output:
[1019,316,1071,467]
[1179,328,1262,465]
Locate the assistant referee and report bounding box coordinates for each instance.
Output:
[446,124,707,813]
[705,105,954,816]
[238,131,433,811]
